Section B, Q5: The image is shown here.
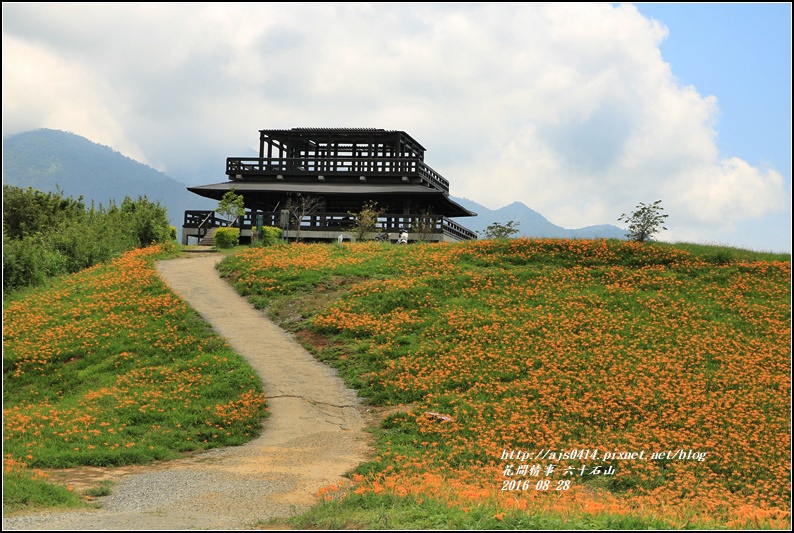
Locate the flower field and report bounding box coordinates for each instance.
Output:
[219,239,791,529]
[3,245,268,479]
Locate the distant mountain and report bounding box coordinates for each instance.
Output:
[2,129,215,235]
[450,197,626,240]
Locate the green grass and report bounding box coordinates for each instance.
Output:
[668,241,790,263]
[284,492,683,530]
[3,238,790,529]
[2,466,89,515]
[3,244,268,512]
[83,479,114,498]
[220,238,791,529]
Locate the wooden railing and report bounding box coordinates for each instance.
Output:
[183,210,239,240]
[226,156,450,193]
[184,210,476,241]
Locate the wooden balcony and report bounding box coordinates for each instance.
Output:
[226,156,450,193]
[182,210,477,245]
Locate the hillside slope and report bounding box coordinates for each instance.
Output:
[219,239,791,528]
[2,129,215,233]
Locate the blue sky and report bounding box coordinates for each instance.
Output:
[635,2,792,252]
[636,3,791,177]
[3,3,792,252]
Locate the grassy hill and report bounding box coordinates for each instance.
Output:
[3,244,268,513]
[3,238,791,529]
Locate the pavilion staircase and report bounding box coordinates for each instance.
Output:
[198,227,217,247]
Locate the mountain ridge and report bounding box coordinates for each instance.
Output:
[2,129,215,234]
[450,196,626,239]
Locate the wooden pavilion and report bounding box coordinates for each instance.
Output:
[182,128,477,244]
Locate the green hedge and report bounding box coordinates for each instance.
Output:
[214,227,240,249]
[249,225,283,247]
[261,226,283,246]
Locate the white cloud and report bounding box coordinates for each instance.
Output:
[667,158,786,223]
[2,2,789,249]
[1,33,151,166]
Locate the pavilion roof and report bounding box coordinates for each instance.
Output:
[187,181,476,217]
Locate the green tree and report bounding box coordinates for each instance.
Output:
[480,220,520,240]
[618,200,668,242]
[349,201,385,241]
[217,188,246,226]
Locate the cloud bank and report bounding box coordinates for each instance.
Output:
[2,2,789,250]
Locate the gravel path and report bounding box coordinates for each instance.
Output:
[3,253,371,530]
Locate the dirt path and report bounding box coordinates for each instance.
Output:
[3,253,371,530]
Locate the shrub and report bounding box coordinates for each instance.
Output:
[117,196,171,247]
[260,226,283,246]
[2,188,173,294]
[214,227,240,249]
[2,185,85,240]
[2,236,67,292]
